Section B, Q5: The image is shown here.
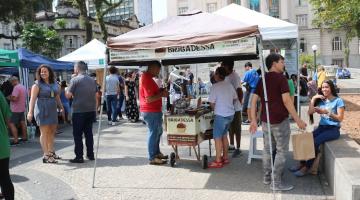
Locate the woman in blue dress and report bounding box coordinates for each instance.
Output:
[291,80,345,176]
[27,65,65,163]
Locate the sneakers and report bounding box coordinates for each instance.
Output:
[270,182,294,191]
[10,141,20,146]
[155,153,168,160]
[149,158,167,165]
[69,157,84,163]
[263,176,271,185]
[228,145,235,151]
[243,120,251,125]
[108,121,112,125]
[111,121,116,126]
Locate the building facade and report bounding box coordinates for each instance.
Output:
[0,22,22,50]
[35,0,139,57]
[167,0,360,68]
[88,0,153,26]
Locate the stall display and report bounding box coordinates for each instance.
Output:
[165,99,214,168]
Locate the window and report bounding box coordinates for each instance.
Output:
[296,15,308,27]
[68,37,73,48]
[178,7,188,15]
[332,59,343,67]
[269,0,280,18]
[332,37,342,51]
[300,38,306,53]
[3,43,11,50]
[298,0,307,6]
[249,0,260,12]
[232,0,241,5]
[206,3,217,13]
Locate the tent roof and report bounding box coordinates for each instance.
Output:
[0,49,19,68]
[107,11,259,51]
[58,39,106,68]
[214,4,298,40]
[19,48,74,70]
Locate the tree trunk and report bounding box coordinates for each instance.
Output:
[344,31,352,68]
[75,0,92,42]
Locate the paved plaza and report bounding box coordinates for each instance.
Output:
[9,120,333,200]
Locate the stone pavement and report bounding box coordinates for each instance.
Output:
[9,119,333,200]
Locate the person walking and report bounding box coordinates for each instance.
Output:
[66,61,97,163]
[0,91,15,200]
[60,81,71,123]
[27,65,64,163]
[117,72,125,120]
[7,76,27,145]
[140,61,169,165]
[222,60,243,157]
[124,71,139,122]
[249,53,307,191]
[105,66,120,125]
[185,68,194,98]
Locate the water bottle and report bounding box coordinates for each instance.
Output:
[30,124,36,140]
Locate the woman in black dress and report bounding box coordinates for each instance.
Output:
[125,72,139,122]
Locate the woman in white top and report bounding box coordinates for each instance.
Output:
[208,66,238,168]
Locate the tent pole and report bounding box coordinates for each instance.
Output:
[295,39,301,117]
[258,36,275,194]
[92,57,108,188]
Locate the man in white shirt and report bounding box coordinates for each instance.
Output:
[208,66,237,168]
[222,60,243,157]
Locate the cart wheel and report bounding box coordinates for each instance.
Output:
[170,152,176,167]
[202,155,208,169]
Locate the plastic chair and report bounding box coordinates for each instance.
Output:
[247,130,263,164]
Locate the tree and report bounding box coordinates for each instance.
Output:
[310,0,360,67]
[21,22,63,58]
[72,0,93,42]
[93,0,124,41]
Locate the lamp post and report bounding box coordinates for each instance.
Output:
[312,44,318,73]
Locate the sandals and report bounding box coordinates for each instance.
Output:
[42,154,58,164]
[208,161,223,168]
[50,151,61,159]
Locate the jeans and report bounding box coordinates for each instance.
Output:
[262,119,290,184]
[186,84,194,98]
[0,157,14,200]
[106,95,118,122]
[72,112,96,159]
[142,112,163,160]
[305,125,340,168]
[117,93,124,118]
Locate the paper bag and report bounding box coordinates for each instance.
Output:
[291,132,315,160]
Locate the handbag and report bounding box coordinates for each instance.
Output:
[291,131,315,160]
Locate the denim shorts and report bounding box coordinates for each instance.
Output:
[213,115,234,139]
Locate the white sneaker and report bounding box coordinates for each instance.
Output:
[111,122,116,126]
[270,182,294,191]
[108,121,112,125]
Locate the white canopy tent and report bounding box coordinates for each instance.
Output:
[215,4,301,113]
[58,39,106,69]
[214,4,298,41]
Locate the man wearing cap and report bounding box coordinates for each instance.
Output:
[7,76,27,145]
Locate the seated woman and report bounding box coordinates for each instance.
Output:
[207,66,238,168]
[292,80,345,176]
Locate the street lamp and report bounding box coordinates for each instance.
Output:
[312,44,318,73]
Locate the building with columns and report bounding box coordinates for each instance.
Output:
[167,0,360,68]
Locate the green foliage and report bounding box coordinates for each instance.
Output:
[54,18,67,29]
[310,0,360,67]
[21,22,63,58]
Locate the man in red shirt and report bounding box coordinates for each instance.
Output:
[250,53,306,191]
[140,61,169,165]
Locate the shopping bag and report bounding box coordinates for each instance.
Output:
[291,131,315,160]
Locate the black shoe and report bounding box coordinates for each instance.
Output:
[232,149,242,158]
[69,157,84,163]
[87,155,95,160]
[10,141,20,146]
